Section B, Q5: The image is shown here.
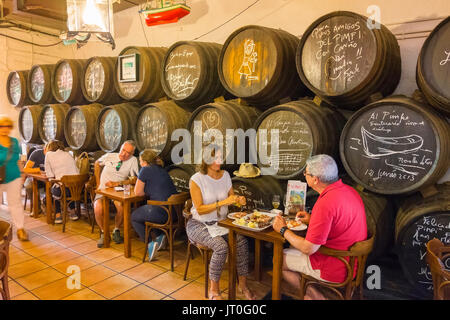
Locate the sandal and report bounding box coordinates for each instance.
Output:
[208,290,223,300]
[238,286,256,300]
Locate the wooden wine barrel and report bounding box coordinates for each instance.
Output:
[82,57,122,105]
[52,59,88,105]
[186,100,261,165]
[218,25,310,108]
[395,182,450,298]
[416,17,450,117]
[231,175,285,211]
[64,104,104,151]
[114,46,167,103]
[7,70,32,107]
[18,105,43,144]
[96,103,141,153]
[254,99,346,179]
[167,164,197,193]
[296,11,401,110]
[135,101,190,161]
[161,41,229,110]
[38,104,70,144]
[340,95,450,195]
[28,64,56,104]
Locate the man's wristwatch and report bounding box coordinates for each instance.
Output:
[280,226,288,237]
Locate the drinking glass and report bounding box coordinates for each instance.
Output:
[272,195,280,209]
[123,184,131,196]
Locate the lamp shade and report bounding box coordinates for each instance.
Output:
[66,0,114,35]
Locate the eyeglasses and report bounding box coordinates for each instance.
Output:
[303,171,313,177]
[115,161,123,171]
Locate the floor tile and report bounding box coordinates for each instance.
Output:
[170,281,209,300]
[8,259,48,279]
[53,255,97,274]
[113,284,165,300]
[37,248,80,266]
[145,271,190,295]
[21,241,65,257]
[12,292,39,300]
[16,267,66,291]
[42,230,76,241]
[89,274,139,299]
[32,277,84,300]
[85,248,123,263]
[121,263,166,283]
[56,234,92,247]
[7,279,27,297]
[101,255,140,273]
[78,265,117,287]
[70,240,101,255]
[63,288,106,300]
[9,249,34,266]
[11,235,50,250]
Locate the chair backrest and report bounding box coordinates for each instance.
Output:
[0,220,12,280]
[426,238,450,300]
[60,174,90,201]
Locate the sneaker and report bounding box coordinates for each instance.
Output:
[154,234,167,251]
[55,214,63,224]
[97,233,104,248]
[69,213,79,221]
[112,229,123,244]
[147,241,157,262]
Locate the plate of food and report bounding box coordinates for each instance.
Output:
[232,211,275,232]
[227,212,248,220]
[286,219,307,231]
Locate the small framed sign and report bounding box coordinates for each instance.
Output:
[284,180,307,216]
[118,53,140,82]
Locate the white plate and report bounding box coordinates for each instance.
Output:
[232,219,273,232]
[227,212,248,220]
[287,220,307,231]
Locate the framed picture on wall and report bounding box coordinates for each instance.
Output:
[118,53,140,82]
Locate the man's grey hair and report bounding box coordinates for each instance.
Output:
[122,140,136,150]
[305,154,339,184]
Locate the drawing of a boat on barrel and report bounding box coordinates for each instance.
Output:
[361,127,424,158]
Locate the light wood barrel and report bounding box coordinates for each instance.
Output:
[7,70,32,107]
[28,64,56,104]
[52,59,88,105]
[38,104,71,144]
[18,105,44,144]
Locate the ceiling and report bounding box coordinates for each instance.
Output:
[1,0,150,31]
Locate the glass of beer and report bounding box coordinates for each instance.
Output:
[272,195,280,209]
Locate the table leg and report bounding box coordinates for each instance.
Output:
[123,200,131,258]
[272,241,283,300]
[228,229,237,300]
[255,239,261,281]
[46,182,53,224]
[32,179,39,218]
[103,197,110,248]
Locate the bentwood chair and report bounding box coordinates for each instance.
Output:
[52,174,90,233]
[298,234,374,300]
[426,238,450,300]
[0,221,12,300]
[182,199,213,298]
[142,192,190,271]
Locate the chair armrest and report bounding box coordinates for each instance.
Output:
[147,200,170,206]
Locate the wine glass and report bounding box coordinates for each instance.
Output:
[272,195,280,209]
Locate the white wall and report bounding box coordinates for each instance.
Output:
[1,0,449,140]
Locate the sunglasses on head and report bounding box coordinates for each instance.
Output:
[116,161,123,171]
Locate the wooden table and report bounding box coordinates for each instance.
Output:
[24,172,53,224]
[95,187,145,258]
[218,218,286,300]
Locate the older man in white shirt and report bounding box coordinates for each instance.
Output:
[94,140,139,248]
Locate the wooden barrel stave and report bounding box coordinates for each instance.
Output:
[340,95,450,195]
[7,70,32,108]
[64,104,104,151]
[18,105,43,144]
[38,104,71,144]
[52,59,88,105]
[28,64,57,104]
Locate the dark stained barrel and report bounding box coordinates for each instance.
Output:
[18,105,43,144]
[395,182,450,298]
[254,99,346,179]
[296,11,401,110]
[167,164,197,193]
[96,103,141,153]
[340,95,450,195]
[82,57,122,105]
[416,17,450,117]
[135,101,190,161]
[186,100,261,165]
[231,175,285,211]
[38,104,70,144]
[218,25,310,108]
[161,41,229,110]
[52,59,88,105]
[64,104,104,151]
[7,70,32,107]
[28,64,56,104]
[114,46,167,103]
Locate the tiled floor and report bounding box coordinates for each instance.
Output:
[1,202,272,300]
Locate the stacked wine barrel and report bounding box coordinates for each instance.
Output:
[6,70,32,108]
[38,104,71,144]
[28,64,56,104]
[167,164,197,192]
[161,41,230,110]
[296,11,401,109]
[52,59,88,105]
[18,105,44,144]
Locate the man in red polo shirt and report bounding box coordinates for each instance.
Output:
[273,154,367,298]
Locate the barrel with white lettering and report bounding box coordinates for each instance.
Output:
[18,105,43,144]
[416,17,450,117]
[395,182,450,298]
[167,164,197,193]
[52,59,88,105]
[340,95,450,195]
[28,64,56,104]
[218,25,310,108]
[38,104,71,144]
[254,99,346,180]
[296,11,401,109]
[7,70,32,108]
[161,41,229,110]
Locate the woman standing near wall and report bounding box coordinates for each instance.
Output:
[0,115,28,241]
